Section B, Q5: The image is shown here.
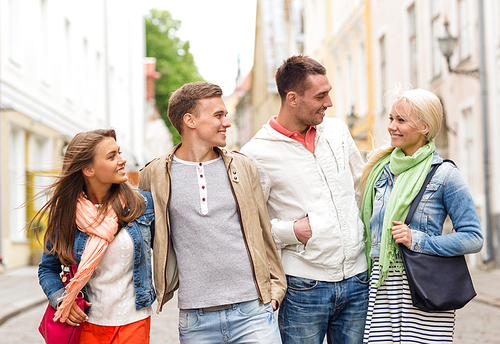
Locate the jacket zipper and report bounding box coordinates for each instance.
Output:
[225,157,263,303]
[313,152,347,279]
[325,139,340,172]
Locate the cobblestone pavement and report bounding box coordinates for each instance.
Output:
[0,295,499,343]
[1,266,499,343]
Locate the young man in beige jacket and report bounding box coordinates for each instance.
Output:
[139,82,286,344]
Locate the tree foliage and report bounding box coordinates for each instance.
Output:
[145,9,204,144]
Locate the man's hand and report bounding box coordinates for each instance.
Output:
[293,215,312,245]
[271,299,278,311]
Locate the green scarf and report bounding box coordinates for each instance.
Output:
[361,141,435,287]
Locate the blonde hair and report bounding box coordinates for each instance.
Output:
[360,84,443,193]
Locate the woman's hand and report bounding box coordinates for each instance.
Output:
[63,300,91,326]
[392,221,412,248]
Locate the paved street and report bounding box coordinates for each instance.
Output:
[0,266,499,343]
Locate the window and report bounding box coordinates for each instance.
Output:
[460,107,475,191]
[40,0,52,87]
[408,4,418,86]
[458,0,471,61]
[379,35,387,112]
[431,14,442,78]
[357,42,368,116]
[8,0,22,67]
[8,127,27,243]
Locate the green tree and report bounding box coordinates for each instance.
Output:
[145,9,204,145]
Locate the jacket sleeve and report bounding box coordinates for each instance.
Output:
[248,160,287,305]
[38,243,65,309]
[139,163,152,191]
[410,166,484,256]
[241,151,302,249]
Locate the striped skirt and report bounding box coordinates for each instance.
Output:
[364,258,455,344]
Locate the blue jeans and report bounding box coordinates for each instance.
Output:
[178,299,282,343]
[278,271,369,344]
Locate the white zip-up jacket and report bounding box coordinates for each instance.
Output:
[241,118,367,282]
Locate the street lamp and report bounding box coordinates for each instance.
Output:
[347,105,356,130]
[438,21,479,78]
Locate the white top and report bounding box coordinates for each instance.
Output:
[86,228,152,326]
[241,117,367,282]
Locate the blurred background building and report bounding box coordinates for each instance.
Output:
[0,0,171,269]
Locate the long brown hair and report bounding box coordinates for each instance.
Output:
[31,129,144,265]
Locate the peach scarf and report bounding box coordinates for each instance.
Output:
[53,194,119,322]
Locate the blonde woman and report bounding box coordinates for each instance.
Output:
[360,86,483,343]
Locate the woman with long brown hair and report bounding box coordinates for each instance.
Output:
[36,129,155,343]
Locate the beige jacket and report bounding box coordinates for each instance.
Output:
[139,145,286,313]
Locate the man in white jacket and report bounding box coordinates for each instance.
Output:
[241,55,368,344]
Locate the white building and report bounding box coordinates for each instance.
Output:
[0,0,147,269]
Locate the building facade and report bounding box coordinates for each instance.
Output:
[0,0,147,269]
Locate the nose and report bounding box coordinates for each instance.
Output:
[324,95,333,108]
[118,153,127,166]
[387,119,396,132]
[222,116,231,128]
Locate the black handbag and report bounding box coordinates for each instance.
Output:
[399,160,476,312]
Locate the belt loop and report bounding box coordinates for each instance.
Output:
[198,308,204,316]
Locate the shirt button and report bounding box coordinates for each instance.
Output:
[306,142,309,145]
[201,186,205,189]
[138,242,142,248]
[200,174,203,178]
[294,133,298,136]
[202,198,206,202]
[142,301,146,306]
[137,282,141,287]
[136,262,140,267]
[415,243,419,250]
[199,163,202,166]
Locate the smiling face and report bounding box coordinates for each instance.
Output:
[191,96,231,148]
[85,137,127,192]
[294,74,333,133]
[388,100,429,156]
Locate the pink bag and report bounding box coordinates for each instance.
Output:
[38,263,88,344]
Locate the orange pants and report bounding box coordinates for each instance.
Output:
[79,316,151,344]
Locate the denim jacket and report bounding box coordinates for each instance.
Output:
[369,152,483,258]
[38,190,156,311]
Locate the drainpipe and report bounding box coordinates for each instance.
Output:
[477,0,494,264]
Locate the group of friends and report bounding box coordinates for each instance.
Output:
[34,55,484,344]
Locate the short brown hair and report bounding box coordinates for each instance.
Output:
[168,82,223,134]
[275,55,326,100]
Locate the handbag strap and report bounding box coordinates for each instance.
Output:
[404,159,456,224]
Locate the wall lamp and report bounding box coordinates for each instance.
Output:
[438,21,479,78]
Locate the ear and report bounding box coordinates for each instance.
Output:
[183,113,196,129]
[286,91,298,107]
[422,123,430,135]
[82,166,94,178]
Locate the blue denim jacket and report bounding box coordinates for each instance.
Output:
[38,190,156,311]
[369,152,483,258]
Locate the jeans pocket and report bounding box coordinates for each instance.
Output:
[286,275,319,291]
[353,270,369,285]
[178,309,199,330]
[236,300,273,316]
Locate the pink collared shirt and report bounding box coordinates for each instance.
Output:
[269,116,316,153]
